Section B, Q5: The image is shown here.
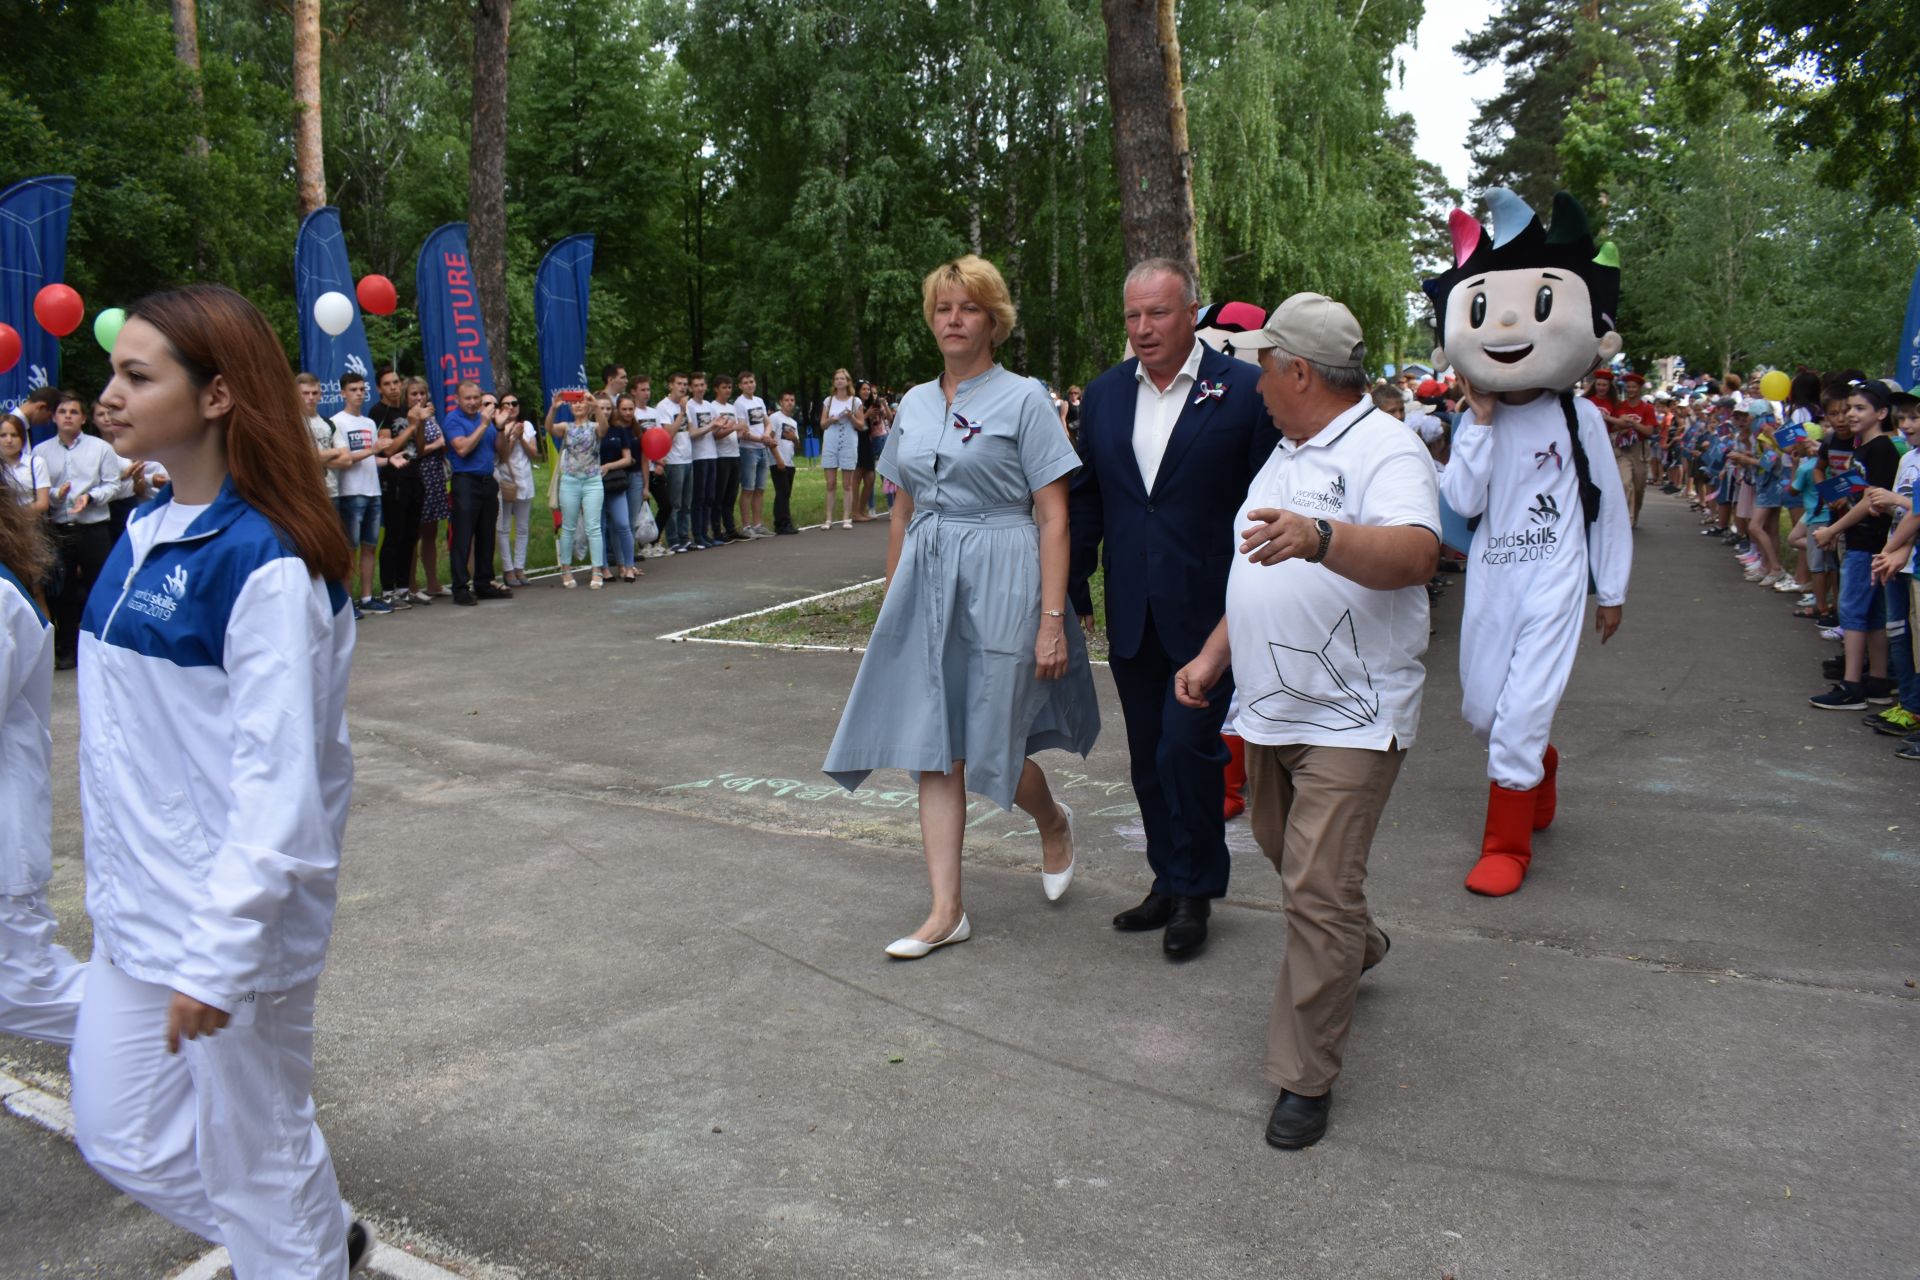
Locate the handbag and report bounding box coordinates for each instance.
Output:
[499,474,520,503]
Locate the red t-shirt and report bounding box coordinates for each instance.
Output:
[1612,398,1657,450]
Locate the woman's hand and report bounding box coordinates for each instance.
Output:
[166,991,231,1055]
[1034,616,1068,681]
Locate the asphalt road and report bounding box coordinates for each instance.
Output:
[3,493,1914,1279]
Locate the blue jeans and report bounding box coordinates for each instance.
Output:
[1889,573,1919,712]
[602,487,635,568]
[664,463,692,545]
[691,458,717,544]
[558,471,604,568]
[1839,549,1887,632]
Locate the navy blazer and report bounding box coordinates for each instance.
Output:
[1068,342,1278,665]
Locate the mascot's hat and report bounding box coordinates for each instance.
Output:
[1422,188,1620,339]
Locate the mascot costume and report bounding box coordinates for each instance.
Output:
[1423,188,1633,897]
[1193,300,1270,821]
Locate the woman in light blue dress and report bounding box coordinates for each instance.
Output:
[823,255,1100,959]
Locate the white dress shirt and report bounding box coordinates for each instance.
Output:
[1132,339,1205,492]
[33,431,120,525]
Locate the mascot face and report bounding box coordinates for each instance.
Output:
[1194,300,1268,366]
[1424,188,1622,395]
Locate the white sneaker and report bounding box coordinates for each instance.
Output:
[1796,593,1817,607]
[1820,625,1843,640]
[1772,577,1801,593]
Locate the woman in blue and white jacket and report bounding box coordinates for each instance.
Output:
[73,285,373,1277]
[0,491,83,1046]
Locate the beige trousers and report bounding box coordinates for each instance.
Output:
[1245,741,1406,1095]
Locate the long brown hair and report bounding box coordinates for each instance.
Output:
[0,493,51,587]
[126,285,350,583]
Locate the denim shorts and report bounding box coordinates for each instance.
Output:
[336,493,381,547]
[738,445,770,491]
[1802,528,1833,574]
[1838,549,1887,632]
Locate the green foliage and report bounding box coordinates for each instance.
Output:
[1679,0,1920,215]
[1456,0,1680,211]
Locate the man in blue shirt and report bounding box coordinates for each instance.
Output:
[443,379,510,606]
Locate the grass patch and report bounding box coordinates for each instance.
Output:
[697,570,1112,660]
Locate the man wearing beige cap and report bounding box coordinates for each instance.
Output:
[1174,292,1441,1149]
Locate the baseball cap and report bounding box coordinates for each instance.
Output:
[1232,293,1368,369]
[1744,398,1773,417]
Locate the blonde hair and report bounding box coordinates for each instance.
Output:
[921,254,1017,347]
[830,368,854,395]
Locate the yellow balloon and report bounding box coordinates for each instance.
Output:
[1759,370,1791,401]
[1805,423,1824,442]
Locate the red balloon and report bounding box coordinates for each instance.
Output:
[33,284,84,338]
[641,426,672,462]
[0,323,20,374]
[356,274,398,317]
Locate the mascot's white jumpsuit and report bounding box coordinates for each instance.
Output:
[1442,393,1631,789]
[0,565,85,1046]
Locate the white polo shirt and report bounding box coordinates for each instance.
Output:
[1226,397,1440,752]
[1132,339,1204,492]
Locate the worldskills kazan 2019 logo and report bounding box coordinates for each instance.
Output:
[1291,472,1347,515]
[1480,492,1561,566]
[127,564,189,622]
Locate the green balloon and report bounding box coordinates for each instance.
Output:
[93,307,127,353]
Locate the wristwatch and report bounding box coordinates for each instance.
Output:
[1305,518,1334,564]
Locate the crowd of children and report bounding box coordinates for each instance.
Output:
[1651,369,1919,758]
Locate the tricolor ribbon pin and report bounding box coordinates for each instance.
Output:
[1192,381,1227,406]
[953,412,981,443]
[1534,442,1563,470]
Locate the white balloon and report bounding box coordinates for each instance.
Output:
[313,290,355,337]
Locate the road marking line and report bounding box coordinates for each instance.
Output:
[0,1069,76,1139]
[656,576,883,641]
[5,1071,468,1279]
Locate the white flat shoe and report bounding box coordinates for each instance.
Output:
[841,519,854,530]
[885,914,970,959]
[1042,802,1075,902]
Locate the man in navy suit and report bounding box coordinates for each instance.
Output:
[1068,259,1278,959]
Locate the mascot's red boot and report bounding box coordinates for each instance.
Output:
[1222,733,1247,820]
[1466,782,1537,896]
[1533,744,1558,831]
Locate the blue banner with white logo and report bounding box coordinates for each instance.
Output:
[535,234,593,423]
[416,223,494,415]
[293,207,376,420]
[0,175,76,424]
[1899,259,1920,392]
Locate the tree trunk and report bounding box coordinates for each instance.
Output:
[1003,95,1027,374]
[1071,76,1105,371]
[170,0,208,158]
[1048,100,1062,389]
[469,0,512,389]
[292,0,325,218]
[1099,0,1197,276]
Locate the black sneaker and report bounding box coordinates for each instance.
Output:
[452,590,478,606]
[1863,676,1897,705]
[1823,656,1846,681]
[1809,683,1866,710]
[347,1218,375,1272]
[1897,734,1920,761]
[1815,613,1839,628]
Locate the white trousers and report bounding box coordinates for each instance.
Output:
[0,893,85,1047]
[496,496,533,572]
[1459,584,1583,791]
[70,953,350,1278]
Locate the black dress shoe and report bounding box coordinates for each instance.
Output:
[1112,892,1173,932]
[1265,1089,1331,1149]
[1363,928,1390,974]
[1162,895,1210,959]
[452,590,478,606]
[475,584,514,600]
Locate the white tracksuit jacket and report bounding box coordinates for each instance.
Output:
[1441,393,1631,790]
[0,565,54,898]
[77,482,355,1012]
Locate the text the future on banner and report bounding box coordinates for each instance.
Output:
[1899,260,1920,392]
[417,223,494,414]
[535,234,594,423]
[293,207,377,420]
[0,175,77,425]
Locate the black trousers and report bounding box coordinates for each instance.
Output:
[714,456,741,538]
[448,472,498,593]
[379,468,425,593]
[48,520,113,663]
[771,466,796,531]
[1107,608,1233,899]
[648,466,671,541]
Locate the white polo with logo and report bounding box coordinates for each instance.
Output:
[1226,397,1440,751]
